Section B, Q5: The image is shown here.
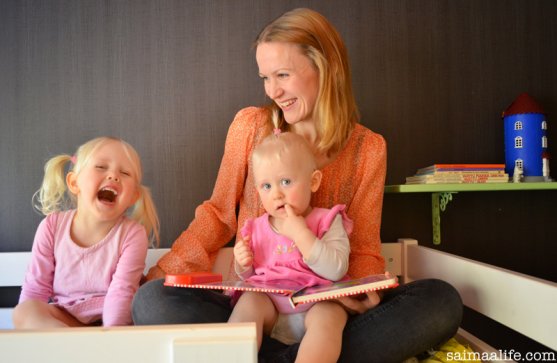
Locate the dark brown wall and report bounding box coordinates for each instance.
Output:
[1,0,555,351]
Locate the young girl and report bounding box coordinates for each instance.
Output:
[228,130,352,363]
[13,136,160,328]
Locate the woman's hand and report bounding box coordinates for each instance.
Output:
[336,272,393,314]
[233,236,254,270]
[337,290,382,314]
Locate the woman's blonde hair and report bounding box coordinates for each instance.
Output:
[33,136,160,246]
[255,8,359,156]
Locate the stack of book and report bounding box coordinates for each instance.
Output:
[405,164,509,184]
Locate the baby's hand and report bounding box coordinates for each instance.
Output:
[234,236,253,269]
[281,204,311,241]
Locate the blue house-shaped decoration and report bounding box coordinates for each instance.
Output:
[503,93,551,182]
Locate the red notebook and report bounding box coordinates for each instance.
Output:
[164,273,398,307]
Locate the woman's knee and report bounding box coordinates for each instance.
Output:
[420,279,462,316]
[408,278,463,333]
[132,279,170,325]
[132,278,233,325]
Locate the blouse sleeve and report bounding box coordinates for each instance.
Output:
[19,215,57,303]
[147,107,261,280]
[347,132,387,277]
[102,223,148,326]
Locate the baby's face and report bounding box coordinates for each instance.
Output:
[253,155,314,219]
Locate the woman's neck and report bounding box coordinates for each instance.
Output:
[291,121,319,145]
[291,122,332,168]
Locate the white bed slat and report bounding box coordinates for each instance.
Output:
[405,244,557,350]
[0,252,31,287]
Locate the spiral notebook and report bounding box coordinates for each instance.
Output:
[164,273,399,306]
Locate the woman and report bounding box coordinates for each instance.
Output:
[133,8,462,363]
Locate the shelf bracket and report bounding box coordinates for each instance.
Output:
[432,192,456,244]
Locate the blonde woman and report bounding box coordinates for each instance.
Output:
[134,8,461,363]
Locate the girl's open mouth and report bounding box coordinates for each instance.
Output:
[97,187,118,203]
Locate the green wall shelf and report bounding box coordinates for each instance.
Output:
[384,182,557,244]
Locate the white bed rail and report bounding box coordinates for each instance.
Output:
[403,241,557,351]
[0,322,257,363]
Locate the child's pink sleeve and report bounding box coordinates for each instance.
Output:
[19,216,57,303]
[102,222,148,326]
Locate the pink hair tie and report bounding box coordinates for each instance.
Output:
[273,128,281,136]
[70,155,77,164]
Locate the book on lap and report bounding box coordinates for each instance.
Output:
[164,273,399,307]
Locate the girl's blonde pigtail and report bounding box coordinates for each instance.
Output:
[131,185,160,247]
[33,154,73,215]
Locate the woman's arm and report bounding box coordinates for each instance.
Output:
[345,131,387,277]
[147,107,264,280]
[337,130,387,313]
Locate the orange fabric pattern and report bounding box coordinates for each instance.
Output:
[147,107,386,281]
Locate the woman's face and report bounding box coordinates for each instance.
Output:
[256,42,319,126]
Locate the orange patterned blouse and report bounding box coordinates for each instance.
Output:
[147,107,387,281]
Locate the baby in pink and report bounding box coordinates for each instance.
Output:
[238,204,353,313]
[229,131,352,361]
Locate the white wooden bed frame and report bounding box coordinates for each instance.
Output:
[1,239,555,362]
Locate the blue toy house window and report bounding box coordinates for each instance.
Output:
[514,136,523,148]
[514,121,523,130]
[542,121,547,130]
[542,136,547,148]
[515,159,524,169]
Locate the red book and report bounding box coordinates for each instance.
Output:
[164,272,223,285]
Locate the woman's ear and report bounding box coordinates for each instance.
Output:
[310,170,322,192]
[66,172,79,195]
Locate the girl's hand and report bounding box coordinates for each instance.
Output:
[233,235,253,270]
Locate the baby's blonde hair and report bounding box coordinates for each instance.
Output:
[33,136,160,246]
[251,131,317,177]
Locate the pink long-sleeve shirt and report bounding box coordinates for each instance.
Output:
[19,210,148,326]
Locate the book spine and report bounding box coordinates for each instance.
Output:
[407,170,509,184]
[405,179,509,184]
[416,169,505,175]
[416,164,505,174]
